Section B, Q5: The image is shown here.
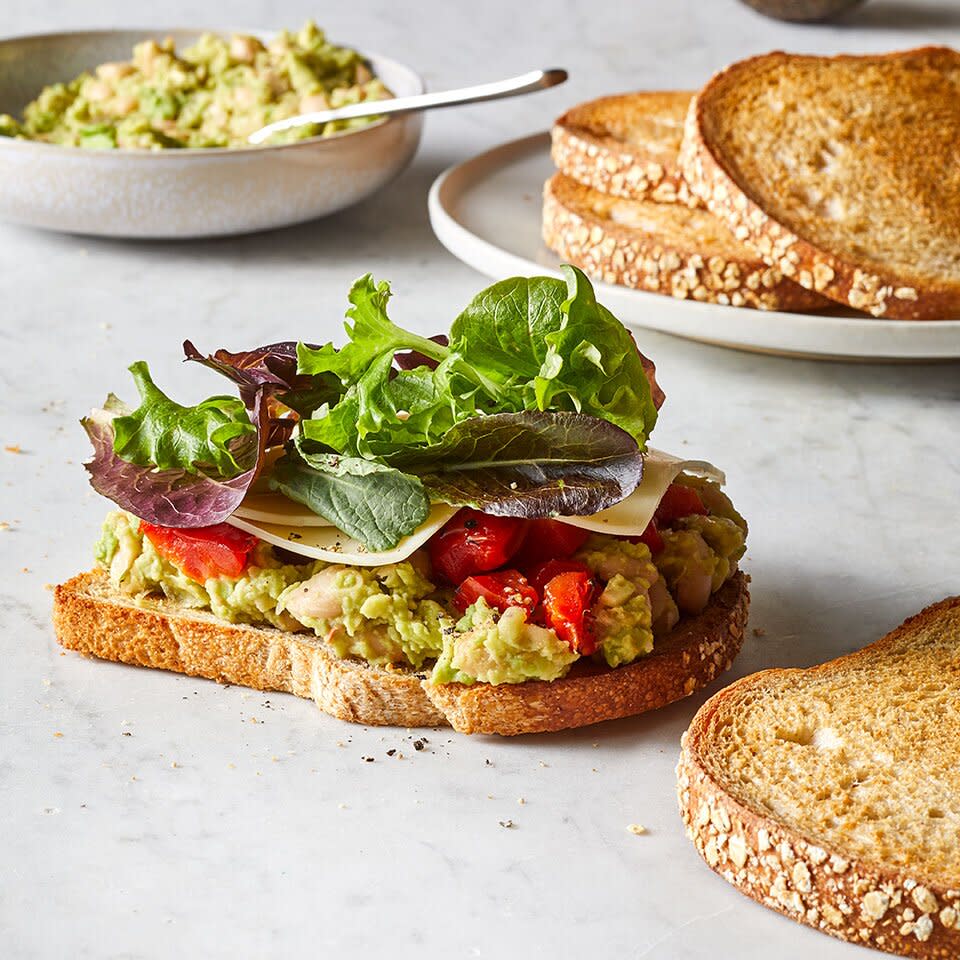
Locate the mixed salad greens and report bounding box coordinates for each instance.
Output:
[83,266,664,551]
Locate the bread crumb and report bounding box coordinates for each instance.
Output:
[753,627,767,637]
[52,731,63,738]
[627,823,648,836]
[170,761,178,769]
[44,583,54,591]
[517,797,526,805]
[338,803,347,810]
[5,445,22,454]
[498,819,515,829]
[228,763,236,769]
[538,760,549,768]
[0,522,9,531]
[41,678,51,686]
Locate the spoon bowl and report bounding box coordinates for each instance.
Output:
[0,28,424,238]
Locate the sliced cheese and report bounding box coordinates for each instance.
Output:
[226,503,458,566]
[234,493,336,527]
[226,448,724,566]
[554,448,725,537]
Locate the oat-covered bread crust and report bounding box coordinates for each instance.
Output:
[542,173,829,311]
[53,570,749,736]
[679,48,960,320]
[551,91,697,204]
[678,596,960,957]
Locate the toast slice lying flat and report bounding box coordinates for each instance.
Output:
[54,569,749,736]
[551,91,696,204]
[678,596,960,958]
[679,48,960,320]
[543,173,830,311]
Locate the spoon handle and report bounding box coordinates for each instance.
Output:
[249,67,568,144]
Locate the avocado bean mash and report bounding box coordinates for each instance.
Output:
[278,562,451,670]
[0,21,390,149]
[95,477,746,686]
[95,511,321,629]
[432,600,578,685]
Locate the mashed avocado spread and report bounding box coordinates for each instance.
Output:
[0,21,390,149]
[95,511,321,630]
[95,480,746,686]
[432,600,578,685]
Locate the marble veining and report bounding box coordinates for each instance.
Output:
[2,1,959,957]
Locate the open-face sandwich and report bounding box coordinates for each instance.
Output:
[53,267,749,735]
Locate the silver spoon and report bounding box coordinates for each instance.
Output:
[248,67,568,145]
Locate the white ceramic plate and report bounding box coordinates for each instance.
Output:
[428,133,960,360]
[0,29,423,238]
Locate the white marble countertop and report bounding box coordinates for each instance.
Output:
[2,1,959,957]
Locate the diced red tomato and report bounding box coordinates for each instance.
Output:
[141,522,259,583]
[526,558,594,596]
[511,519,591,568]
[453,569,538,615]
[653,483,708,529]
[428,509,528,585]
[629,519,665,555]
[542,570,598,654]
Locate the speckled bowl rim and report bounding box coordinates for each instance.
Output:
[0,27,424,158]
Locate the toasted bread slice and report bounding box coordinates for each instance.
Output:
[678,596,960,958]
[551,91,696,204]
[679,48,960,320]
[53,569,749,736]
[542,173,830,311]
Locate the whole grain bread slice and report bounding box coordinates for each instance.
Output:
[678,596,960,958]
[53,569,749,736]
[543,173,831,310]
[551,91,697,204]
[679,47,960,320]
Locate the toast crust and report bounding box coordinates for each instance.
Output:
[542,173,829,311]
[678,597,960,958]
[53,569,749,736]
[679,48,960,320]
[551,91,697,204]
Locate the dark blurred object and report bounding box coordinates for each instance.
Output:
[739,0,867,20]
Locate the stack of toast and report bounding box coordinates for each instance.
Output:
[544,48,960,320]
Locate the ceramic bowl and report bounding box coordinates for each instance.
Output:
[0,29,424,238]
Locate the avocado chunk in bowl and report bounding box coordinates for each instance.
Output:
[0,21,392,150]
